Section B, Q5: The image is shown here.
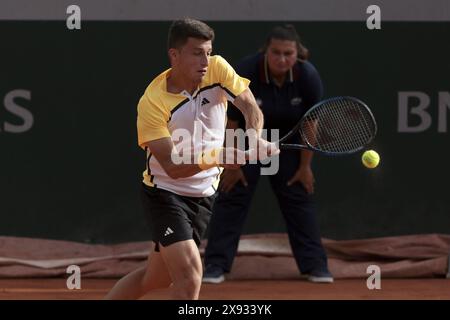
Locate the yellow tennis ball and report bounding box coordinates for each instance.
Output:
[362,150,380,168]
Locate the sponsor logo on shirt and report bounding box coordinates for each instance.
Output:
[291,97,302,106]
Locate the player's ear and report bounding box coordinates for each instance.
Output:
[168,48,179,65]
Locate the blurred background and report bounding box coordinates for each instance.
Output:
[1,0,449,244]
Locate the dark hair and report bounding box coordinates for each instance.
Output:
[167,18,215,50]
[262,24,309,61]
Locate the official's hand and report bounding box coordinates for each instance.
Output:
[219,168,248,193]
[287,165,315,194]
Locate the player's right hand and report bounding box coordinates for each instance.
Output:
[246,137,280,161]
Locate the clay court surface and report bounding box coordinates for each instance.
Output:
[0,279,449,300]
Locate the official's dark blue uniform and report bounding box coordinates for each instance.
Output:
[204,52,330,275]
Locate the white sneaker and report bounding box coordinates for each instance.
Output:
[304,270,334,283]
[202,265,225,284]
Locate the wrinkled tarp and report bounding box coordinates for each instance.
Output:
[0,234,449,279]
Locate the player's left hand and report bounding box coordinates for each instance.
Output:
[287,165,315,194]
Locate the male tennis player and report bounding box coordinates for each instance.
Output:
[105,18,278,300]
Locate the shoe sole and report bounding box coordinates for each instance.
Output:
[202,275,225,284]
[307,276,334,283]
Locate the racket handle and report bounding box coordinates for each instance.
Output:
[279,143,308,150]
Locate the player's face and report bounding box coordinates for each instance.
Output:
[266,39,298,77]
[171,37,212,83]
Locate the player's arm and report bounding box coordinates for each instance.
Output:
[214,56,264,138]
[233,88,279,158]
[232,88,264,137]
[214,55,278,158]
[143,138,243,179]
[143,138,203,179]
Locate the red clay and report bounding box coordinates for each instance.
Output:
[0,278,448,300]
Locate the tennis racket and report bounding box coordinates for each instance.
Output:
[277,96,377,156]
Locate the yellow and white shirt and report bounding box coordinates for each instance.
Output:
[137,55,250,197]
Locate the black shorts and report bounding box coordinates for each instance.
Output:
[141,183,216,252]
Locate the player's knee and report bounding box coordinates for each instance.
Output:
[142,277,172,292]
[173,270,202,298]
[180,271,202,288]
[176,281,201,299]
[141,270,172,291]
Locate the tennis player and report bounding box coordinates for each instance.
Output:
[105,18,278,300]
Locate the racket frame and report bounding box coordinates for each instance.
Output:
[277,96,377,156]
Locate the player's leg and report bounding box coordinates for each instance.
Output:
[105,183,193,300]
[269,150,332,282]
[104,243,172,299]
[203,164,260,281]
[159,239,203,300]
[142,186,217,299]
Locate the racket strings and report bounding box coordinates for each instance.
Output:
[330,100,374,151]
[300,99,376,153]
